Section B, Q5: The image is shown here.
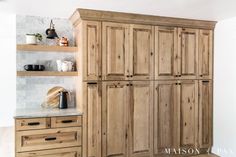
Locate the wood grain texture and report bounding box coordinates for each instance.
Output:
[17,71,79,76]
[198,80,213,149]
[102,22,130,80]
[83,82,102,157]
[129,24,154,80]
[178,80,198,149]
[102,81,128,157]
[51,116,82,128]
[82,21,102,81]
[16,127,82,152]
[177,28,199,79]
[154,81,179,155]
[17,44,77,52]
[198,30,213,79]
[16,147,81,157]
[70,8,216,29]
[128,81,153,157]
[16,118,50,131]
[155,26,178,80]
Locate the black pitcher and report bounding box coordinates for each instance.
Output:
[59,91,68,109]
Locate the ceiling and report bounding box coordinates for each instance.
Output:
[1,0,236,21]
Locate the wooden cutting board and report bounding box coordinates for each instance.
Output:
[41,86,65,108]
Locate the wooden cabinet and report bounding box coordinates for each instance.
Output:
[128,81,153,157]
[102,22,154,80]
[102,22,130,80]
[70,8,216,157]
[102,81,129,157]
[154,80,198,155]
[83,82,102,157]
[102,81,153,157]
[130,25,154,80]
[17,147,81,157]
[155,26,178,80]
[15,116,82,156]
[177,28,199,79]
[198,80,213,149]
[82,21,102,80]
[154,81,179,155]
[199,30,213,79]
[178,80,198,149]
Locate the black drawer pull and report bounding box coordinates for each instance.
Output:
[61,120,73,123]
[45,137,57,141]
[27,122,40,126]
[202,80,210,83]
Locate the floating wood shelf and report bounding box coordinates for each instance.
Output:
[17,71,78,77]
[17,44,78,52]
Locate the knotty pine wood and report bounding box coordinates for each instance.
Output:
[70,8,216,29]
[15,118,50,131]
[51,116,82,128]
[17,44,77,52]
[17,71,78,76]
[16,147,81,157]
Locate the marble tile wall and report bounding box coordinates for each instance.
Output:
[16,15,77,109]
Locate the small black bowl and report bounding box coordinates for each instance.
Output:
[38,65,45,71]
[24,64,33,71]
[32,65,39,71]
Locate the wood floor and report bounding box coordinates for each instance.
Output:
[0,127,14,157]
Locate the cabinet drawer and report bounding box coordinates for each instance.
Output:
[51,116,82,128]
[16,147,81,157]
[16,127,82,152]
[16,118,50,131]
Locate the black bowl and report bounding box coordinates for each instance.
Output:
[24,64,33,71]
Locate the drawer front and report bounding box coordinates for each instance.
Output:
[51,116,82,128]
[16,127,82,152]
[16,118,50,131]
[16,147,81,157]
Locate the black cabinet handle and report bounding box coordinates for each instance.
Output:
[45,137,57,141]
[202,80,209,83]
[27,122,40,126]
[61,120,73,123]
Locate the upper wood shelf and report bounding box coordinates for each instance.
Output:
[17,44,78,52]
[17,71,79,77]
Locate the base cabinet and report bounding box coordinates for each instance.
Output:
[16,147,81,157]
[15,116,82,157]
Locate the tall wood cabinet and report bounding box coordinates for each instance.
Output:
[70,8,216,157]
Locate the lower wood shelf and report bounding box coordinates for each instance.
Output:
[17,71,78,76]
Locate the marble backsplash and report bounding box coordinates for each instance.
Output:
[16,15,77,109]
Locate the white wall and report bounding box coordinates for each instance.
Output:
[0,13,16,127]
[213,17,236,157]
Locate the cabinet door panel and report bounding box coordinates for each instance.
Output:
[155,26,178,79]
[102,22,129,80]
[129,81,153,157]
[179,80,198,148]
[154,81,179,155]
[199,30,213,79]
[102,82,128,157]
[83,21,102,80]
[83,83,102,157]
[178,28,198,79]
[199,80,213,149]
[130,25,154,80]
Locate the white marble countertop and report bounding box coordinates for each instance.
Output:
[14,108,83,118]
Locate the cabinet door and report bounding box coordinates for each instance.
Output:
[178,80,198,149]
[130,25,154,80]
[199,30,213,79]
[128,81,153,157]
[83,82,102,157]
[178,28,199,79]
[83,21,102,80]
[198,80,213,149]
[102,22,129,80]
[155,26,178,80]
[102,82,129,157]
[154,81,179,155]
